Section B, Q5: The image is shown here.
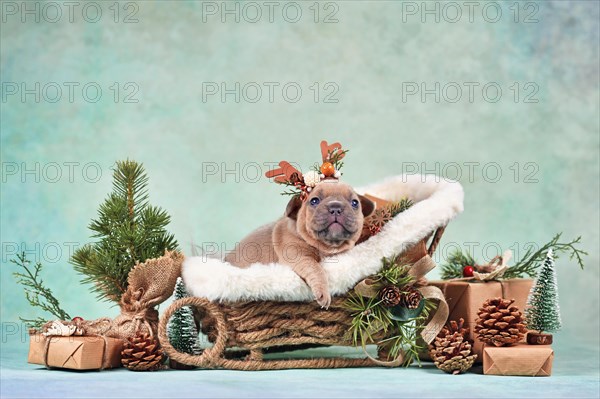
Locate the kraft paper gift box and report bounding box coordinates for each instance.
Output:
[427,279,533,362]
[28,333,123,370]
[483,344,554,376]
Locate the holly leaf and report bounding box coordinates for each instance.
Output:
[388,299,425,321]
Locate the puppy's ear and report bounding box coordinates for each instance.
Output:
[358,195,375,217]
[285,195,303,220]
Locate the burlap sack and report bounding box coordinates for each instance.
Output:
[107,250,183,340]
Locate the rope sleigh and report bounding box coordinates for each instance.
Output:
[158,174,464,370]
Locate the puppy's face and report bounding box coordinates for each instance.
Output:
[286,181,375,252]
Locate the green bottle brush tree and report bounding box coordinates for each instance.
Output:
[524,249,561,345]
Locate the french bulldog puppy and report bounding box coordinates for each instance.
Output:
[224,180,375,308]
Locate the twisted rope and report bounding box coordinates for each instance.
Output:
[158,295,394,370]
[158,297,229,368]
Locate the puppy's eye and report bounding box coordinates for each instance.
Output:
[351,199,359,208]
[310,197,320,206]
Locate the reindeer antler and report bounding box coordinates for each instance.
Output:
[265,161,303,184]
[320,140,345,163]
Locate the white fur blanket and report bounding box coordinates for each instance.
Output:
[183,174,464,302]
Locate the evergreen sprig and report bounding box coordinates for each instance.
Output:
[380,300,435,364]
[12,252,71,328]
[310,149,349,174]
[375,255,413,286]
[346,291,433,366]
[327,148,348,171]
[345,255,434,366]
[280,185,304,197]
[440,250,476,280]
[389,197,414,217]
[346,294,388,347]
[71,160,179,303]
[440,233,586,280]
[503,234,586,279]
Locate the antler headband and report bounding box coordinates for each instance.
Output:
[265,140,348,201]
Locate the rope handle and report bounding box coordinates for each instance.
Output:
[158,297,229,368]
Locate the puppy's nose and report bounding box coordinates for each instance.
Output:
[327,201,343,215]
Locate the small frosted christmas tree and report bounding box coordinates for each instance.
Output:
[524,249,561,344]
[167,277,200,368]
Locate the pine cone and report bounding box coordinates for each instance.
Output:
[121,332,164,371]
[399,287,422,309]
[379,285,401,307]
[429,318,477,375]
[475,297,527,347]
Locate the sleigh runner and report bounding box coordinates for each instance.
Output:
[158,174,463,370]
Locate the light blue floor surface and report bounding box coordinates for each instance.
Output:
[1,335,599,398]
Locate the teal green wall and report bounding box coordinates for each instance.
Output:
[1,2,598,346]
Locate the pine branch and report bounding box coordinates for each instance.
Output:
[388,198,413,217]
[19,317,49,329]
[440,250,476,280]
[112,160,149,218]
[71,160,179,303]
[345,255,435,366]
[71,245,126,302]
[327,149,348,171]
[12,252,70,328]
[280,189,302,197]
[503,234,586,279]
[440,234,586,280]
[375,255,413,286]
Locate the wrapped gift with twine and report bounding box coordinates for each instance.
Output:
[29,318,120,370]
[483,344,554,376]
[427,251,533,363]
[28,251,183,370]
[28,330,123,370]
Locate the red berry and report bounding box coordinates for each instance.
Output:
[462,265,474,278]
[72,316,83,323]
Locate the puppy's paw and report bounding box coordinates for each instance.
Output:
[314,288,331,309]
